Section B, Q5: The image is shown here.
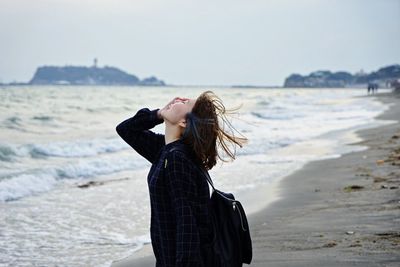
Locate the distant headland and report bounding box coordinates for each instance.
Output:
[283,64,400,88]
[3,59,166,86]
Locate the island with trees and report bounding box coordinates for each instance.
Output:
[3,59,166,86]
[283,64,400,89]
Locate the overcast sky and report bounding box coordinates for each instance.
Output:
[1,0,399,86]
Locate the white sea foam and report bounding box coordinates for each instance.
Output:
[0,137,127,161]
[0,171,58,202]
[0,155,149,202]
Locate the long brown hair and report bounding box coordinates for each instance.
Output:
[181,90,248,170]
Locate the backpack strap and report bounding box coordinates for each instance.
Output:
[168,146,216,192]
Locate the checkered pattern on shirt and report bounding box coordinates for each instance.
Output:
[116,108,212,267]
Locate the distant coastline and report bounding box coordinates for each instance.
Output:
[283,64,400,88]
[1,63,399,89]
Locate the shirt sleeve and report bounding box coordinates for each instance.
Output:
[165,151,203,267]
[116,108,165,164]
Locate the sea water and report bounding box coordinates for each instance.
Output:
[0,86,393,266]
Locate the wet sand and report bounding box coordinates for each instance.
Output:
[111,92,400,267]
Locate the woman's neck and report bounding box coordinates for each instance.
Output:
[164,122,182,145]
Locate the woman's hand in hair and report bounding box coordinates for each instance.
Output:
[158,97,190,120]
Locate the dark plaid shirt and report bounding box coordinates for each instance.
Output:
[116,107,212,267]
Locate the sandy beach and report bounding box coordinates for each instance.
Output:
[111,91,400,267]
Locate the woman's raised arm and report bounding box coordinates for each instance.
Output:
[116,108,165,164]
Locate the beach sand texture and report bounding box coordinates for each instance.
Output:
[112,92,400,267]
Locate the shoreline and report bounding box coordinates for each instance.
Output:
[111,92,400,267]
[248,91,400,266]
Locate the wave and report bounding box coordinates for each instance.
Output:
[250,111,305,120]
[32,115,55,121]
[0,137,128,162]
[0,145,17,162]
[0,171,58,202]
[237,137,300,155]
[256,100,270,106]
[0,155,148,202]
[2,116,25,131]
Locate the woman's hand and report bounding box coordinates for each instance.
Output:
[158,97,190,120]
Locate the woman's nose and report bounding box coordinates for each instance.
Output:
[174,99,184,104]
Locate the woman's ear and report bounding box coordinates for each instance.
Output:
[178,119,187,128]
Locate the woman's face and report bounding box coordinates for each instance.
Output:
[162,97,196,125]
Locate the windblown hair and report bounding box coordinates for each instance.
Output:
[181,90,248,170]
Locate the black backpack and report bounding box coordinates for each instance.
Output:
[168,146,253,267]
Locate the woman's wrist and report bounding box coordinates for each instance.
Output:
[157,109,163,120]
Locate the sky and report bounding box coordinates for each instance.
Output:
[0,0,399,86]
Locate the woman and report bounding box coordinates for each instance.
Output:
[116,91,247,267]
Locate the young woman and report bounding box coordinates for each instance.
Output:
[116,91,247,267]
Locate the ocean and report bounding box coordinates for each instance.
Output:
[0,85,392,266]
